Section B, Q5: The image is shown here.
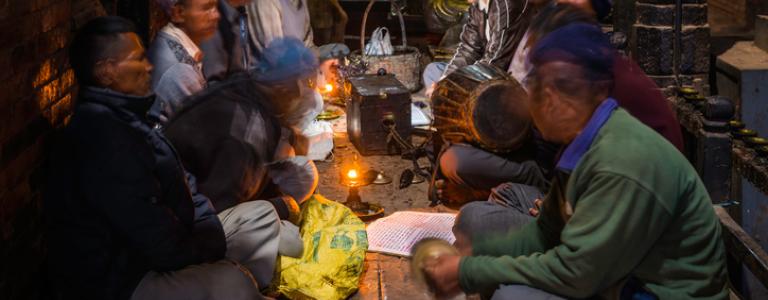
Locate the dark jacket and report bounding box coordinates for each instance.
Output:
[612,56,685,152]
[200,0,258,82]
[44,87,226,300]
[444,0,535,77]
[163,74,284,213]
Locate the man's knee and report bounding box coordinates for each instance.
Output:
[439,144,479,184]
[453,200,533,237]
[219,200,280,232]
[317,43,350,61]
[453,201,501,235]
[131,261,261,300]
[488,182,543,213]
[423,62,447,87]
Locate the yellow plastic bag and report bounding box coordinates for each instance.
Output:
[272,194,368,300]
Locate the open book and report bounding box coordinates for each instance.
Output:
[366,211,457,257]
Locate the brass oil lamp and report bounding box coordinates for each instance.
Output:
[340,154,384,221]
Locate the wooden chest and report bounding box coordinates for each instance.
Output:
[346,74,411,156]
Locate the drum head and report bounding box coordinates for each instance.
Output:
[469,80,531,151]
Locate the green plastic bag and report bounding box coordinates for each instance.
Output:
[272,194,368,300]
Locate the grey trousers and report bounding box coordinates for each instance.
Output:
[131,200,302,300]
[317,43,350,61]
[423,61,448,88]
[440,143,549,192]
[453,182,543,237]
[491,285,566,300]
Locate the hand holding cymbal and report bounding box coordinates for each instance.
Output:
[411,239,464,299]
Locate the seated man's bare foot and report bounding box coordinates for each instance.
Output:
[435,179,490,209]
[528,198,543,217]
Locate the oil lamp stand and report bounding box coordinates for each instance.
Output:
[342,185,384,222]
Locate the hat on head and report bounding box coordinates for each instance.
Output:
[590,0,613,20]
[529,22,615,81]
[154,0,180,16]
[254,38,319,82]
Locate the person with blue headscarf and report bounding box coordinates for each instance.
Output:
[160,40,323,296]
[164,37,321,215]
[422,23,727,300]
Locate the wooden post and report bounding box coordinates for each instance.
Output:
[697,96,735,204]
[671,95,735,204]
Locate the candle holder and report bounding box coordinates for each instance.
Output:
[340,155,385,221]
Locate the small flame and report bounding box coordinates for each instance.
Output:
[325,83,333,92]
[347,169,358,179]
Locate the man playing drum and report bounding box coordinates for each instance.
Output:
[423,0,540,97]
[428,0,605,210]
[431,0,684,222]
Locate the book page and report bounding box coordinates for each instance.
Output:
[366,211,456,257]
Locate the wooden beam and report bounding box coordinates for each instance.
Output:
[715,205,768,289]
[732,143,768,196]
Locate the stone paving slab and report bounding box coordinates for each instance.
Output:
[313,115,452,299]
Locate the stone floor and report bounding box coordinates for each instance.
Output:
[312,112,457,299]
[314,132,433,216]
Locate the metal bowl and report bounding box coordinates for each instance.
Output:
[677,86,698,96]
[733,129,758,140]
[345,201,384,222]
[757,145,768,157]
[729,120,746,131]
[316,109,343,121]
[683,94,706,103]
[746,137,768,147]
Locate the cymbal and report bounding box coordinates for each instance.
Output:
[410,238,459,295]
[370,171,392,185]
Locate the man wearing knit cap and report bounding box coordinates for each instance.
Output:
[423,23,727,300]
[436,1,684,230]
[148,0,220,122]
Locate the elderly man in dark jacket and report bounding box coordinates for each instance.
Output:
[45,16,296,300]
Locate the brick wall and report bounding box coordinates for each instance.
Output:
[614,0,710,90]
[0,1,105,299]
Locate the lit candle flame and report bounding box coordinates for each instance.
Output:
[347,169,358,179]
[325,83,333,93]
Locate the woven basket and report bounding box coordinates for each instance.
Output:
[349,0,422,92]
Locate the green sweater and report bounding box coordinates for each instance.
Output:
[459,108,728,299]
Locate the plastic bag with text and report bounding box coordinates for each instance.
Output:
[271,194,368,300]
